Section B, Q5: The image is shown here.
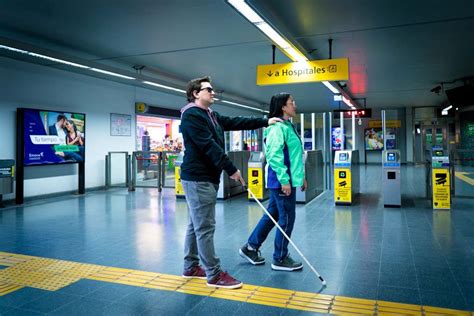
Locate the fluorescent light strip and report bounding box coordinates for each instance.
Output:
[322,81,339,94]
[342,96,354,108]
[227,0,263,23]
[142,81,186,93]
[0,44,29,54]
[284,47,307,62]
[1,44,139,80]
[255,22,291,49]
[443,105,453,111]
[255,22,308,62]
[227,0,358,108]
[222,100,268,113]
[27,52,89,69]
[90,68,135,80]
[441,104,452,115]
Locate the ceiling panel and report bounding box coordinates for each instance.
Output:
[1,0,473,112]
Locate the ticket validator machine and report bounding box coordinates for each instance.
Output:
[430,149,451,210]
[382,150,401,207]
[248,151,268,201]
[174,152,185,199]
[334,150,359,205]
[296,150,324,204]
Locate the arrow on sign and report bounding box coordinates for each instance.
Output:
[266,71,273,77]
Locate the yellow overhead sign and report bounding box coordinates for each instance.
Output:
[256,58,349,86]
[369,120,402,128]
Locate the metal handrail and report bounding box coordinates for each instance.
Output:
[105,151,130,190]
[160,151,181,190]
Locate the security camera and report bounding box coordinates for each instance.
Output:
[430,85,442,94]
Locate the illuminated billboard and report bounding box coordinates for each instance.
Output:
[22,108,85,165]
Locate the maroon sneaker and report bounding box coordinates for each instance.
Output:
[182,265,206,279]
[206,271,243,289]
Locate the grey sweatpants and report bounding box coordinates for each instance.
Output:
[181,180,221,280]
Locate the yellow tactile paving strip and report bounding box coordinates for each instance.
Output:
[0,251,472,315]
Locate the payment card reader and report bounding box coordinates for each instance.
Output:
[248,152,268,201]
[334,150,359,205]
[382,150,401,207]
[174,152,185,198]
[431,149,450,209]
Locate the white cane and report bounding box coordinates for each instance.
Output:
[247,187,326,286]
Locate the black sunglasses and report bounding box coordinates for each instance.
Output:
[200,87,214,93]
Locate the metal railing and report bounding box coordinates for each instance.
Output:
[451,149,474,198]
[105,152,131,190]
[129,151,181,192]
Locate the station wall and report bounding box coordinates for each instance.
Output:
[0,57,256,201]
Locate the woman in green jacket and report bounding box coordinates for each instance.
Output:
[240,93,307,271]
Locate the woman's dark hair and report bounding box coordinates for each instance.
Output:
[67,120,78,133]
[268,93,291,118]
[186,76,211,102]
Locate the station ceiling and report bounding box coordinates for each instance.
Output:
[0,0,473,113]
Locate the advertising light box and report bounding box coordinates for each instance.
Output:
[22,108,85,165]
[331,127,344,151]
[364,128,397,151]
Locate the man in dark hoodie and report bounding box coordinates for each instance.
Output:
[180,76,281,289]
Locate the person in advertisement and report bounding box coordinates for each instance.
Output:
[179,76,282,289]
[239,92,307,272]
[49,113,84,162]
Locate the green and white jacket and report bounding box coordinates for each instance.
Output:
[264,119,305,188]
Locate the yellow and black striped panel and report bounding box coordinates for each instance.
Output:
[0,252,472,315]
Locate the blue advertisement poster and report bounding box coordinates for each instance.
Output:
[385,128,397,149]
[303,130,312,150]
[331,127,344,150]
[23,109,85,165]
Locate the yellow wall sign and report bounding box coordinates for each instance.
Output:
[136,102,146,113]
[256,58,349,86]
[369,120,401,128]
[334,168,352,204]
[432,169,450,209]
[248,167,264,199]
[175,166,185,196]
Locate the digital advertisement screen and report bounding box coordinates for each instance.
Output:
[365,127,397,150]
[331,127,344,151]
[364,128,384,150]
[385,128,397,150]
[22,108,85,165]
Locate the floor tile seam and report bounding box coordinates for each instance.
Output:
[376,219,386,298]
[337,241,354,295]
[423,210,469,307]
[404,211,422,304]
[18,290,83,314]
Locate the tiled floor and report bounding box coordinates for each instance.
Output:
[0,164,473,315]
